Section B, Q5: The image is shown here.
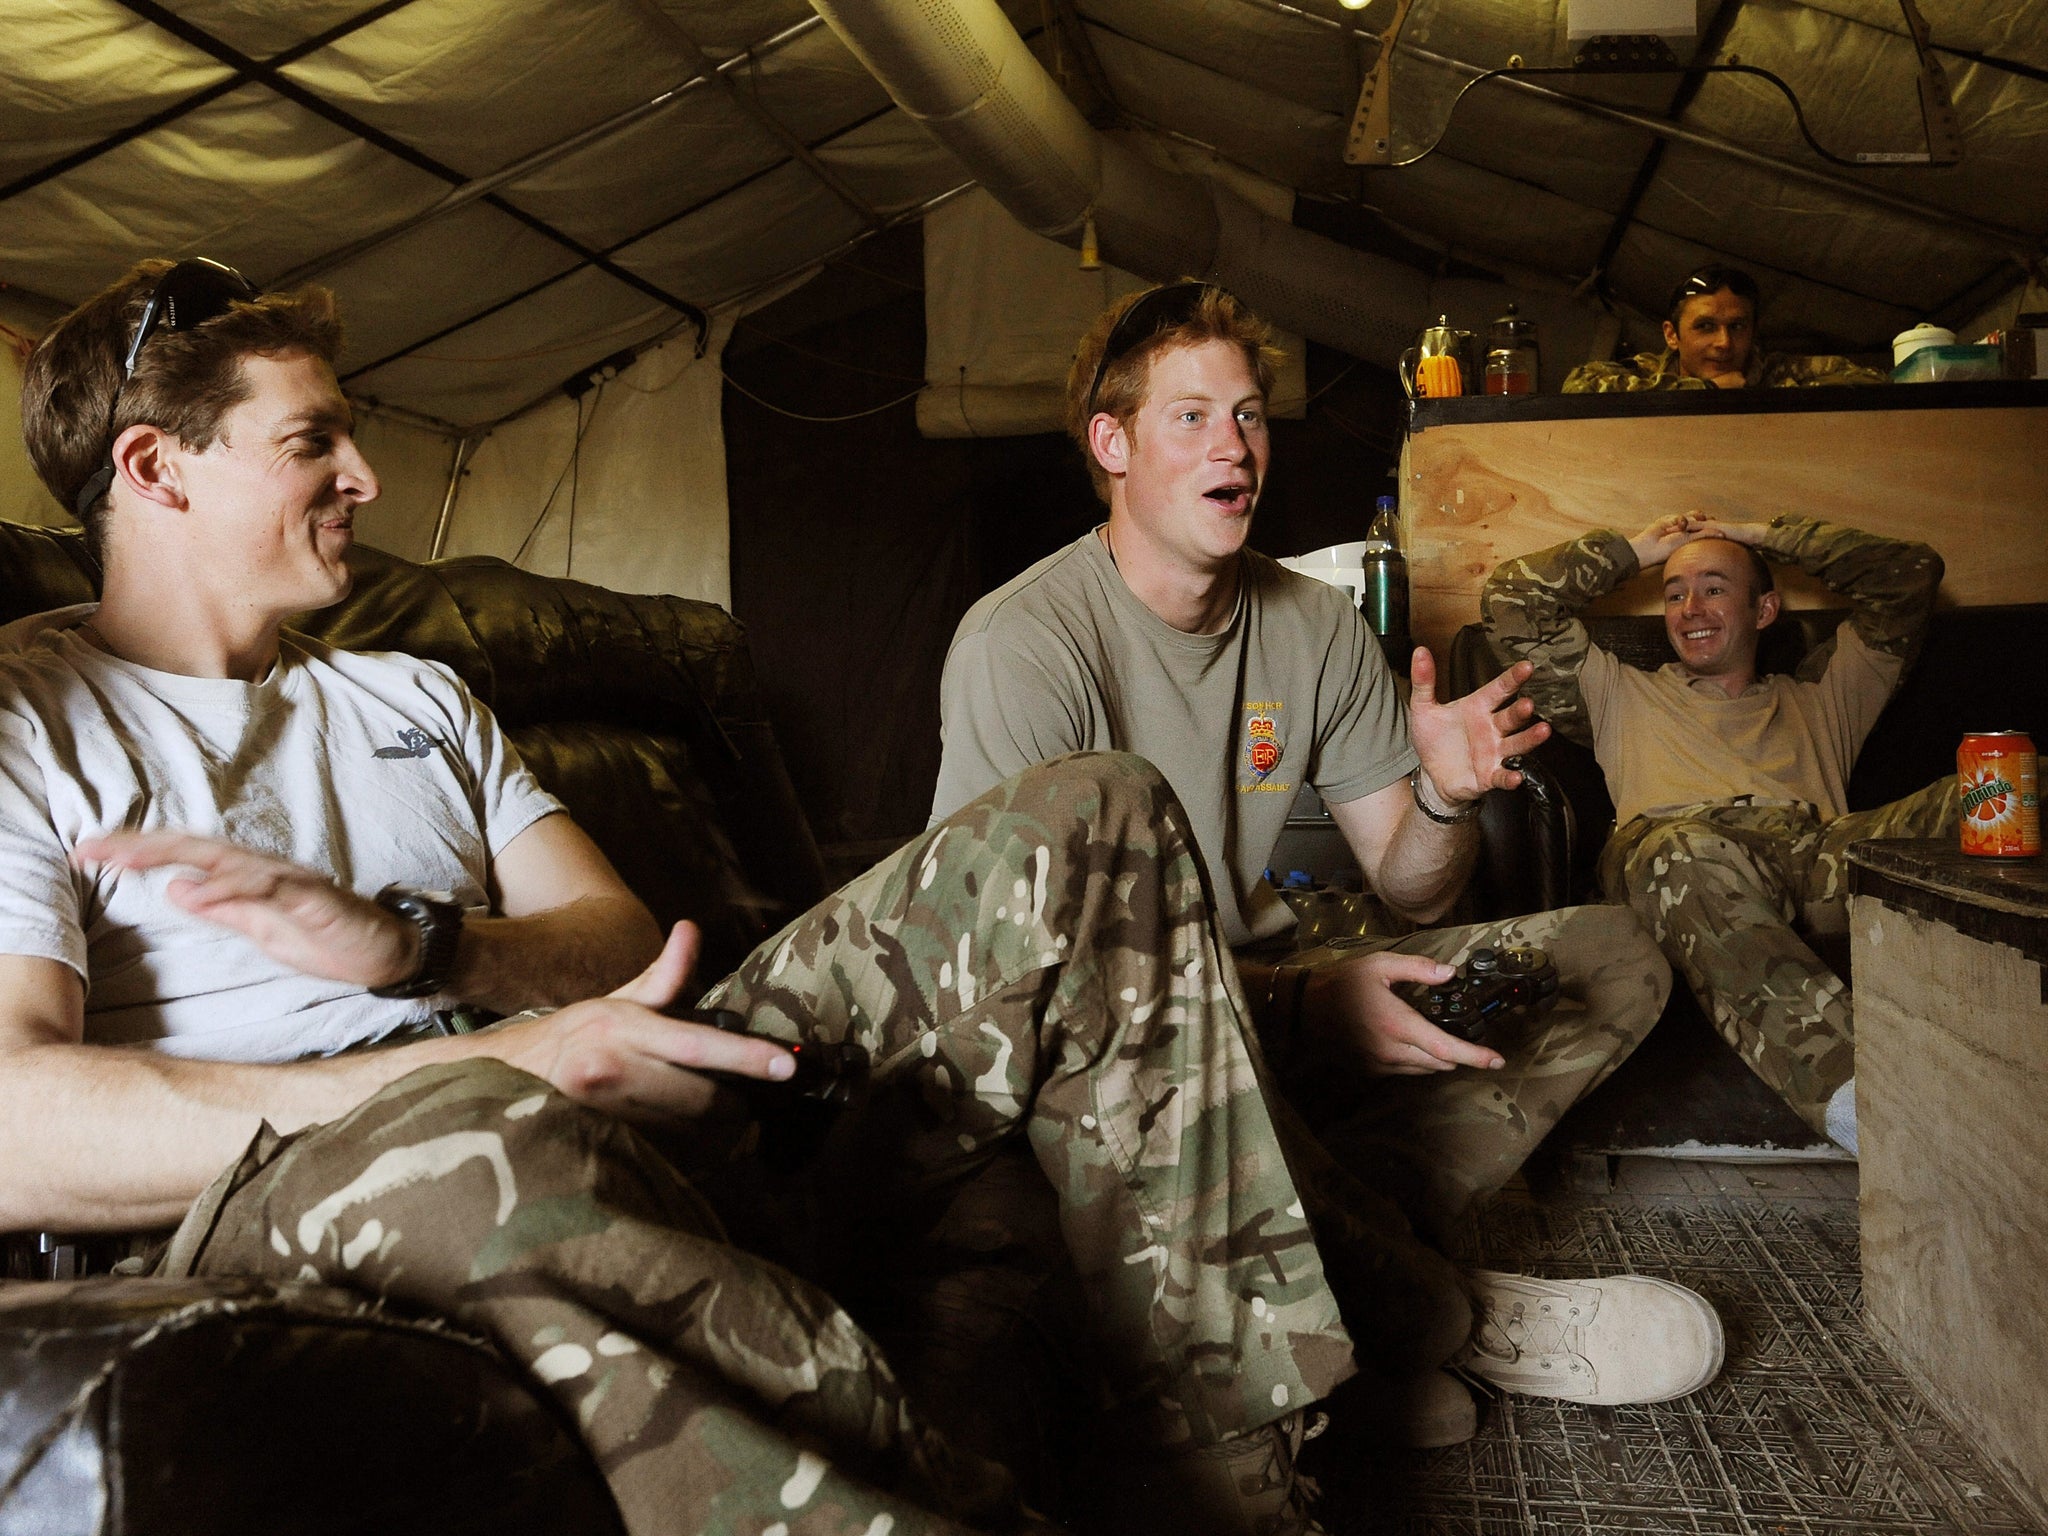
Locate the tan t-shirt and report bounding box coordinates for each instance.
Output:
[1580,623,1902,827]
[932,530,1416,945]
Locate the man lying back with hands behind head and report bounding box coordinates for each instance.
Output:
[1483,508,1954,1156]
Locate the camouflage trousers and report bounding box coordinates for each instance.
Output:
[1598,777,1957,1134]
[156,751,1354,1536]
[1279,906,1670,1243]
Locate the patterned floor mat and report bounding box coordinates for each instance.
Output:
[1319,1161,2044,1535]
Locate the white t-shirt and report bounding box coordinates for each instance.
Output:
[0,608,562,1062]
[932,532,1416,946]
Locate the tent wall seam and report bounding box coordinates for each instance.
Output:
[342,100,902,386]
[0,0,426,205]
[104,0,711,342]
[1241,0,2042,261]
[274,15,832,290]
[474,181,977,433]
[627,1,887,235]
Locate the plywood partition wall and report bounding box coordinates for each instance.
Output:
[1397,383,2048,662]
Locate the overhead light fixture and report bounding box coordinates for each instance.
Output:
[1337,0,1371,9]
[1565,0,1695,40]
[1567,0,1695,67]
[1344,0,1959,170]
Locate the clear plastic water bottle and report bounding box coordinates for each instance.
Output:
[1360,495,1409,649]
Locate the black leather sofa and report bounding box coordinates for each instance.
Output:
[0,521,1095,1534]
[1445,601,2048,1158]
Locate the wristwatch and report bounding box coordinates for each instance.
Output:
[368,885,465,999]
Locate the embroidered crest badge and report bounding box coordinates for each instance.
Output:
[1244,713,1281,781]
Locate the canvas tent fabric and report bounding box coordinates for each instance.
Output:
[1,0,2044,593]
[919,159,1311,440]
[445,314,737,606]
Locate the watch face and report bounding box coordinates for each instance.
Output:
[371,885,464,998]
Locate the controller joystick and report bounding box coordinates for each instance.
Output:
[1397,945,1560,1044]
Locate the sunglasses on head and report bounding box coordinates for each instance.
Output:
[74,257,259,517]
[1667,266,1758,321]
[1081,280,1216,419]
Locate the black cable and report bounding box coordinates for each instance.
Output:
[511,384,604,568]
[564,399,581,580]
[1392,61,1941,172]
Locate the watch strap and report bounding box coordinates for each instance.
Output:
[1411,770,1481,826]
[368,884,464,999]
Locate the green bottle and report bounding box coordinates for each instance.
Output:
[1361,495,1409,646]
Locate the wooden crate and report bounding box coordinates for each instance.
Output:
[1848,840,2048,1526]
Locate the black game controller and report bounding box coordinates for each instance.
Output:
[672,1007,870,1105]
[1396,946,1559,1044]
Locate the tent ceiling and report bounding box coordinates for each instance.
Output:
[4,0,2044,433]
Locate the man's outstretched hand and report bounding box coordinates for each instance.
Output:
[489,923,795,1122]
[1405,646,1550,807]
[75,829,796,1123]
[76,830,421,990]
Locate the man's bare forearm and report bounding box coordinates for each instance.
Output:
[0,1033,474,1233]
[447,893,663,1014]
[1373,792,1479,924]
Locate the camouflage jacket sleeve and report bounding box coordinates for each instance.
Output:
[1756,353,1890,388]
[1763,517,1945,680]
[1561,351,1710,394]
[1480,529,1638,746]
[1561,361,1652,394]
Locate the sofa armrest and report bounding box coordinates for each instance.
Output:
[1447,625,1586,917]
[0,1276,623,1536]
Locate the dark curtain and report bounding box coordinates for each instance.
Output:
[725,249,1404,862]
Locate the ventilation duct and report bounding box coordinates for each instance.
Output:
[808,0,1592,371]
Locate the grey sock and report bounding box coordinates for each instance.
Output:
[1824,1078,1858,1157]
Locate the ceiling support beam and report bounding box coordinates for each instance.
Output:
[477,181,980,433]
[0,0,426,206]
[271,14,830,289]
[1026,16,1948,330]
[1585,0,1749,293]
[339,10,1052,389]
[625,2,886,235]
[1444,52,2041,259]
[1924,257,2031,331]
[1246,0,2044,261]
[344,102,899,384]
[108,0,709,340]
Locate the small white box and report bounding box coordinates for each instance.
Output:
[1567,0,1697,41]
[1279,542,1376,604]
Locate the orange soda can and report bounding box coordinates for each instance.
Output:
[1957,731,2040,857]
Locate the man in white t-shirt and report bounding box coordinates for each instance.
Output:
[2,259,1462,1536]
[934,283,1716,1443]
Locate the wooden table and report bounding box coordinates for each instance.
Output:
[1847,838,2048,1523]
